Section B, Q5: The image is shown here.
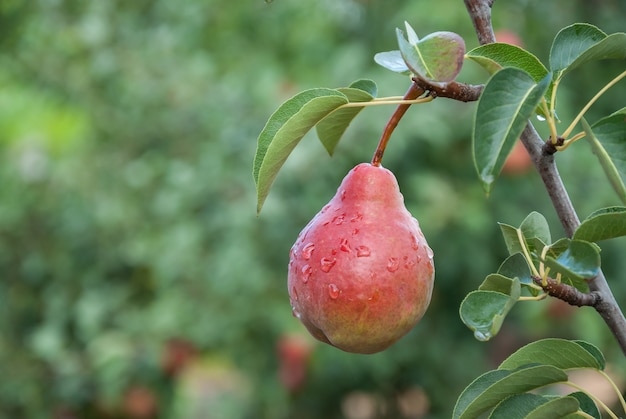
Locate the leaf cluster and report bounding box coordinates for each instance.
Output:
[468,23,626,194]
[461,208,626,342]
[453,338,610,419]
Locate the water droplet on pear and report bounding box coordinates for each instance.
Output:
[302,243,315,260]
[320,257,336,273]
[328,284,340,299]
[287,163,435,354]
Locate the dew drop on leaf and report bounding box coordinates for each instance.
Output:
[473,330,491,341]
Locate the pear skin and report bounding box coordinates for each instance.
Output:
[288,163,434,354]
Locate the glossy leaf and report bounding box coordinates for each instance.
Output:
[479,273,516,294]
[373,50,410,74]
[489,394,548,419]
[572,340,606,370]
[520,211,551,245]
[466,43,554,118]
[542,239,601,288]
[550,23,626,80]
[499,223,525,256]
[574,206,626,242]
[548,237,571,255]
[497,253,535,291]
[499,338,605,371]
[584,109,626,205]
[453,364,568,419]
[466,43,549,82]
[254,88,348,213]
[346,79,378,96]
[498,212,550,258]
[316,80,377,155]
[460,279,520,342]
[568,392,601,419]
[396,22,465,82]
[473,68,551,193]
[490,394,579,419]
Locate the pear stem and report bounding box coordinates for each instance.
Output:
[371,82,426,167]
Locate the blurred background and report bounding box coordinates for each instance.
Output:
[1,0,625,418]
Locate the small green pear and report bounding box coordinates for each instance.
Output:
[288,163,434,354]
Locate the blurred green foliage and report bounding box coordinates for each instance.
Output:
[0,0,625,418]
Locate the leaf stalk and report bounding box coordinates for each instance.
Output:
[562,69,626,139]
[371,83,426,166]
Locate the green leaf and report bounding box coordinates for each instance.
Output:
[490,394,579,419]
[548,237,571,255]
[460,280,520,342]
[452,364,568,419]
[489,394,548,419]
[316,80,377,155]
[466,43,549,82]
[542,239,601,288]
[396,22,465,82]
[574,206,626,242]
[568,392,601,418]
[497,253,535,291]
[373,50,411,74]
[550,23,626,80]
[479,274,516,294]
[346,79,378,96]
[473,68,551,193]
[584,109,626,205]
[572,340,606,370]
[465,43,554,118]
[520,211,551,245]
[499,338,605,371]
[499,223,524,256]
[498,212,550,260]
[253,88,348,213]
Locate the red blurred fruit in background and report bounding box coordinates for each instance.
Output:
[122,386,158,419]
[277,333,314,393]
[502,141,533,175]
[494,29,524,47]
[162,338,200,377]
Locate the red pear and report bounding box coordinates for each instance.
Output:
[288,163,434,354]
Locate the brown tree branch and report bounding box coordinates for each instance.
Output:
[412,76,483,102]
[532,276,600,307]
[463,0,496,45]
[462,0,626,356]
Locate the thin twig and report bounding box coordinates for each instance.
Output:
[371,83,425,166]
[532,276,600,307]
[412,77,483,102]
